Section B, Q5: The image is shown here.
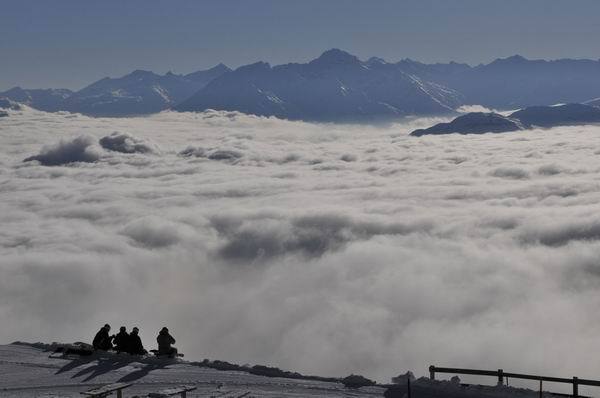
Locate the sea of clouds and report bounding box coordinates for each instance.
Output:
[2,107,600,388]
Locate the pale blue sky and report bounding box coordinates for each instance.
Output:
[1,0,600,90]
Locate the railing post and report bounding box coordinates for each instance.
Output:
[429,365,435,380]
[498,369,504,386]
[573,377,578,398]
[407,375,412,398]
[539,378,543,398]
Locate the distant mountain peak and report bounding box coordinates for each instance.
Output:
[236,61,271,73]
[128,69,156,78]
[211,63,231,72]
[508,54,527,61]
[366,57,387,66]
[490,54,530,65]
[184,64,231,85]
[399,58,419,63]
[60,64,230,117]
[175,49,463,120]
[310,49,361,67]
[0,87,73,112]
[411,103,600,136]
[4,86,27,95]
[410,112,525,136]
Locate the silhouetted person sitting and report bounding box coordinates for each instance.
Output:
[113,326,129,353]
[157,327,177,357]
[128,327,147,355]
[92,324,114,351]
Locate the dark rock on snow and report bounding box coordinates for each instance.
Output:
[410,112,525,136]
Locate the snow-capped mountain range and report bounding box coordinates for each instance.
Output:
[60,64,231,117]
[2,49,600,120]
[0,87,73,112]
[175,49,464,121]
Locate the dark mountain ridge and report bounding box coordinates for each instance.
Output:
[398,55,600,108]
[0,87,73,112]
[175,49,464,121]
[410,103,600,136]
[410,113,526,136]
[60,64,231,116]
[4,50,600,120]
[0,64,231,117]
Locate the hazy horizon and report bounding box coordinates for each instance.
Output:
[2,0,600,91]
[4,49,600,93]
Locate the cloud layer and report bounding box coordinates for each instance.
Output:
[3,108,600,390]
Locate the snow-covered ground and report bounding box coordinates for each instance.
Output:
[1,343,586,398]
[0,343,385,397]
[3,107,600,386]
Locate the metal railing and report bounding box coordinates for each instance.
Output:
[429,366,600,398]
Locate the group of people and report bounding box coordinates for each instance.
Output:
[92,324,178,357]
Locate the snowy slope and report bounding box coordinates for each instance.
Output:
[0,87,73,112]
[0,343,384,397]
[61,66,229,117]
[0,343,579,398]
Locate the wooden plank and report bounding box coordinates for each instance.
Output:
[504,372,572,384]
[431,366,499,377]
[577,378,600,387]
[81,382,133,396]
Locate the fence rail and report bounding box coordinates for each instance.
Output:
[429,366,600,398]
